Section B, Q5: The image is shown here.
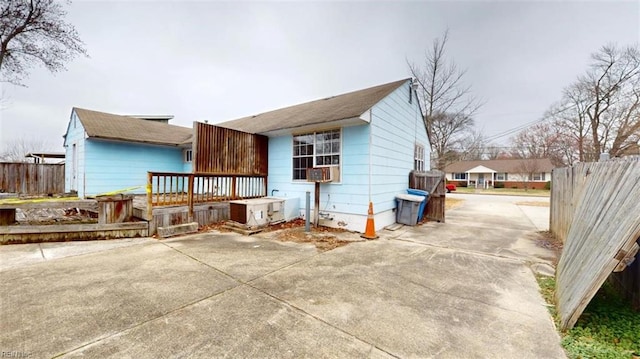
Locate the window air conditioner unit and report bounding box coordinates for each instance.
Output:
[307,167,340,183]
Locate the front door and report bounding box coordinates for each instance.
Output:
[478,173,485,186]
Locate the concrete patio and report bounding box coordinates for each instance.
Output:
[0,194,564,358]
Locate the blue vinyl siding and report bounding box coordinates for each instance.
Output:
[64,111,86,196]
[83,140,184,196]
[265,79,429,221]
[266,125,371,215]
[369,81,428,212]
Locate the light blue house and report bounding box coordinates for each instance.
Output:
[63,108,192,198]
[217,78,429,232]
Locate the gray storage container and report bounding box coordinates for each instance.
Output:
[396,194,425,225]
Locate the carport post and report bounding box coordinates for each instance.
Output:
[305,191,310,232]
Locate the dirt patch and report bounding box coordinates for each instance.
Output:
[201,218,356,251]
[445,197,464,210]
[16,208,98,225]
[264,218,355,251]
[516,201,550,207]
[535,230,564,265]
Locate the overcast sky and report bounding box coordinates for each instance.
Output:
[0,0,638,153]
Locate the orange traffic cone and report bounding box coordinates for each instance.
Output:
[361,202,378,240]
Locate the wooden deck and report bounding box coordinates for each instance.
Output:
[133,195,230,235]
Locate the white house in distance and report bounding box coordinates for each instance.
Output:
[217,78,429,232]
[444,158,554,190]
[63,108,192,197]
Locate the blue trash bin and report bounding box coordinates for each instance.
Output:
[407,188,429,222]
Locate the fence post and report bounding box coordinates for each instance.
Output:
[231,176,237,200]
[187,174,194,221]
[146,172,153,221]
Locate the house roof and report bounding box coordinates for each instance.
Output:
[444,158,555,173]
[217,78,411,134]
[73,107,192,146]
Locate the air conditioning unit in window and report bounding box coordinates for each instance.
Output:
[307,167,340,183]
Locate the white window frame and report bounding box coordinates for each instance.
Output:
[292,129,341,181]
[184,149,193,163]
[414,143,425,171]
[453,172,467,180]
[531,172,545,181]
[495,173,507,181]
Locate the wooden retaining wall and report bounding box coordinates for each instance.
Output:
[551,158,640,330]
[0,162,65,195]
[0,222,148,245]
[137,202,230,236]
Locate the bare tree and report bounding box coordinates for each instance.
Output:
[1,137,54,162]
[0,0,87,86]
[516,159,542,192]
[546,44,640,162]
[409,30,482,169]
[510,122,571,167]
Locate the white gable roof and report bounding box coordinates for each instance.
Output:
[467,165,496,173]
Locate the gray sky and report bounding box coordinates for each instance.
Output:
[1,0,638,152]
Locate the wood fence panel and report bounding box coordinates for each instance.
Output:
[409,170,445,223]
[552,158,640,330]
[193,122,268,175]
[0,162,65,195]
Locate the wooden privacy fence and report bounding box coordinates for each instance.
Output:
[408,170,446,223]
[551,158,640,330]
[147,171,267,218]
[193,122,268,174]
[0,162,65,195]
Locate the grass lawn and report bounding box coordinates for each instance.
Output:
[454,187,550,197]
[537,276,640,359]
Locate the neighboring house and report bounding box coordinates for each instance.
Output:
[444,158,554,189]
[217,78,429,232]
[63,107,192,198]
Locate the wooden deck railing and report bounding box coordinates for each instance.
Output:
[146,172,267,219]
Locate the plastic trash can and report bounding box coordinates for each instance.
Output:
[395,193,425,225]
[407,188,429,222]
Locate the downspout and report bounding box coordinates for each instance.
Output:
[368,109,373,202]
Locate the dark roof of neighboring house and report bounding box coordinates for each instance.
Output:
[217,78,411,134]
[444,158,555,173]
[73,107,192,146]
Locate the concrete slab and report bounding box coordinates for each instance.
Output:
[0,241,238,358]
[157,222,199,238]
[251,240,564,358]
[61,285,392,358]
[162,231,319,282]
[0,193,564,358]
[0,237,152,271]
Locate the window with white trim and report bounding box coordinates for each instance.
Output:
[292,129,341,181]
[184,149,193,163]
[531,172,545,181]
[496,173,508,181]
[414,143,425,171]
[453,173,467,180]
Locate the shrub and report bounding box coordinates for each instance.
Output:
[456,181,467,188]
[544,181,551,190]
[494,181,505,188]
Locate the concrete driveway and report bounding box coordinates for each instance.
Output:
[0,194,564,358]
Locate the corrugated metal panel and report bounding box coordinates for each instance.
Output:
[0,163,65,195]
[193,122,268,175]
[552,158,640,330]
